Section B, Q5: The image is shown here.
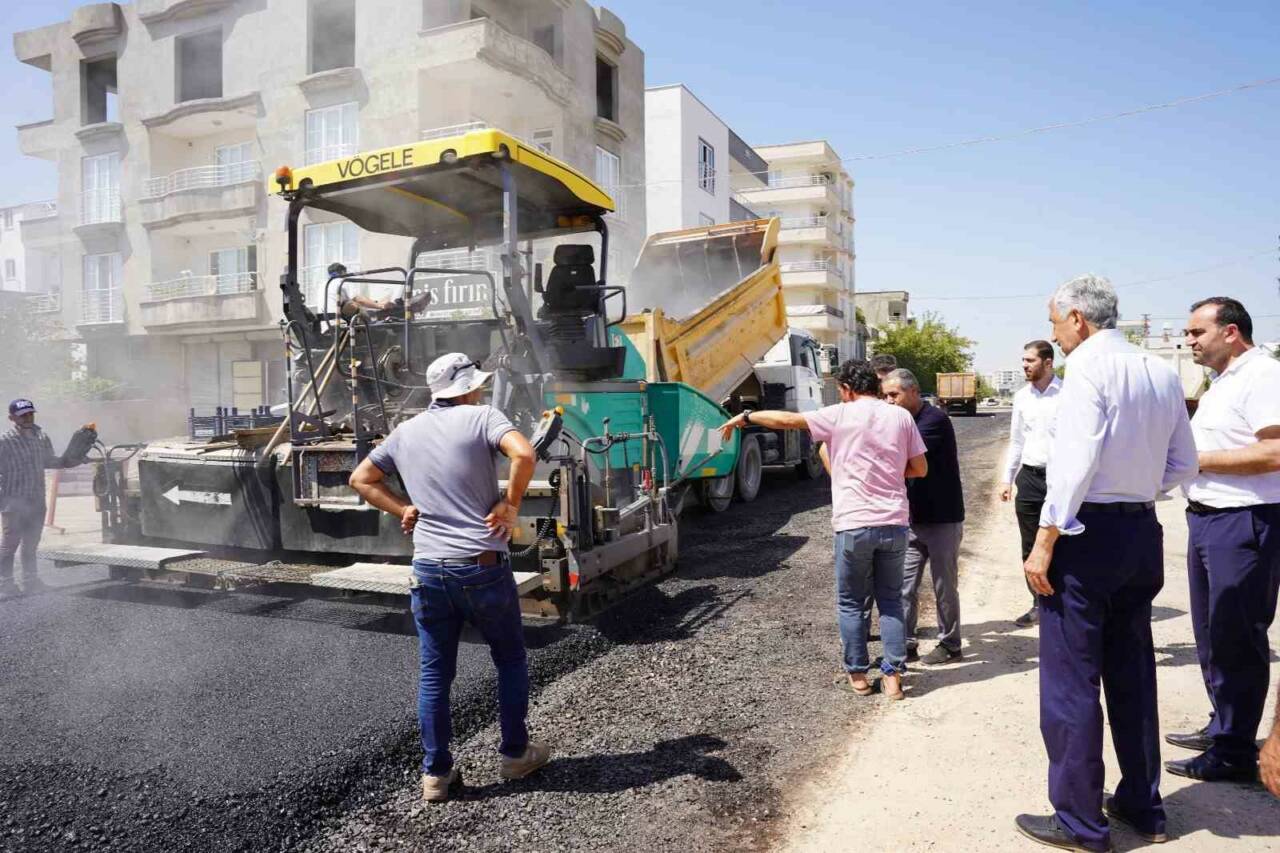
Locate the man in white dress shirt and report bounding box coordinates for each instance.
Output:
[1015,275,1198,853]
[1000,340,1062,627]
[1163,297,1280,784]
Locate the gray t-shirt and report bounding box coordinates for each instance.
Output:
[367,402,516,560]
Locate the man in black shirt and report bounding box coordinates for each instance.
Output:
[883,369,966,664]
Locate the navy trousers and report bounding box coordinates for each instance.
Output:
[1187,503,1280,766]
[1040,508,1165,851]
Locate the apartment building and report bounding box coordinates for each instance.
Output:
[643,84,765,234]
[13,0,645,419]
[985,368,1023,396]
[0,199,63,297]
[732,140,857,361]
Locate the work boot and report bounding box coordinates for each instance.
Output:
[500,741,551,780]
[1014,605,1039,628]
[421,767,462,803]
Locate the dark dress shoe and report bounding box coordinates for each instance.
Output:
[1014,813,1113,852]
[1103,795,1168,843]
[1015,605,1039,627]
[1165,752,1258,783]
[1165,724,1212,752]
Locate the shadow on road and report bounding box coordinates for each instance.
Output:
[461,733,742,799]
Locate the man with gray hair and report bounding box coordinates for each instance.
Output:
[882,368,965,664]
[1015,275,1198,852]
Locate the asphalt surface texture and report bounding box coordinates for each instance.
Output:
[0,413,1008,853]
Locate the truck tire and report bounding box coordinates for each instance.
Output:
[735,435,763,502]
[700,473,734,513]
[966,400,978,416]
[797,441,824,479]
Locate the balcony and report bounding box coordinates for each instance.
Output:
[139,273,263,329]
[26,292,61,314]
[17,119,58,161]
[140,162,260,231]
[143,92,261,139]
[20,201,60,247]
[778,214,837,246]
[786,303,846,334]
[734,174,839,209]
[137,0,236,24]
[418,18,573,108]
[80,288,125,326]
[780,260,846,292]
[78,190,122,228]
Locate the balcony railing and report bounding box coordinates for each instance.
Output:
[144,162,261,199]
[780,215,829,230]
[79,190,121,226]
[26,292,61,314]
[81,288,124,324]
[304,143,358,166]
[147,272,257,301]
[781,260,843,275]
[740,174,831,193]
[22,200,57,220]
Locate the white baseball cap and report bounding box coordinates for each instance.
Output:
[427,352,493,400]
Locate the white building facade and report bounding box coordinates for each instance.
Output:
[14,0,645,420]
[731,140,857,361]
[643,84,766,234]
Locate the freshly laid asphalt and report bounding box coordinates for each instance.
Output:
[0,413,1008,853]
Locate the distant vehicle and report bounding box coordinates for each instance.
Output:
[936,372,978,416]
[981,397,1001,407]
[921,393,940,408]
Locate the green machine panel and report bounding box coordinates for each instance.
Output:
[646,382,737,482]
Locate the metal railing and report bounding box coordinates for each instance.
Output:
[79,190,121,226]
[780,215,829,230]
[143,161,261,199]
[787,303,845,319]
[698,164,716,194]
[26,292,61,313]
[146,272,257,301]
[22,200,57,220]
[780,259,843,274]
[81,288,124,324]
[738,174,831,195]
[304,143,358,165]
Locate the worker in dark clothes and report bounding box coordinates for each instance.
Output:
[348,353,548,804]
[1016,276,1198,852]
[882,369,966,664]
[1165,297,1280,783]
[0,399,93,597]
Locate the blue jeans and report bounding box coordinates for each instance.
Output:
[834,525,909,675]
[411,559,529,776]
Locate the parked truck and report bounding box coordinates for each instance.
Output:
[936,372,978,416]
[45,127,816,622]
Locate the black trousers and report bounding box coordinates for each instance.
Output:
[0,501,45,583]
[1015,465,1047,606]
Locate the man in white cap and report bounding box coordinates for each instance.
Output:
[349,353,546,803]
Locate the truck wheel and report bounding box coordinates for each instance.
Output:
[735,435,763,502]
[797,443,824,479]
[700,473,734,513]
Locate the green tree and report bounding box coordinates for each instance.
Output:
[975,376,997,400]
[0,297,120,404]
[871,312,975,394]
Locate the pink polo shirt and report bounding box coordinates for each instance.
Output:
[803,398,927,531]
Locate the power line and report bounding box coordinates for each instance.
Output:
[610,75,1280,190]
[910,250,1275,302]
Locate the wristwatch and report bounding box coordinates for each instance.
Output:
[742,410,753,425]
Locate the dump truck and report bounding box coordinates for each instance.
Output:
[45,127,807,622]
[936,371,978,416]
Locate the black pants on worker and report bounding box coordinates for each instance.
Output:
[1040,506,1165,851]
[0,501,46,584]
[1015,465,1047,607]
[1187,502,1280,767]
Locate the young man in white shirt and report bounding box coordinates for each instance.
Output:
[1164,297,1280,784]
[1015,275,1198,853]
[999,340,1062,627]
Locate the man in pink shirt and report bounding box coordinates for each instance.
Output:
[721,359,927,699]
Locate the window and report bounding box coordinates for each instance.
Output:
[532,128,554,156]
[216,142,256,184]
[697,138,716,194]
[4,260,15,280]
[595,55,616,121]
[699,213,715,227]
[176,29,222,103]
[82,253,123,323]
[209,246,257,294]
[767,169,783,187]
[2,210,12,230]
[308,0,355,74]
[305,102,358,164]
[81,153,121,224]
[595,146,621,220]
[303,221,359,307]
[532,25,556,59]
[81,56,118,125]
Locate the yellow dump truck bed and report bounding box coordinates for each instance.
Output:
[617,219,786,403]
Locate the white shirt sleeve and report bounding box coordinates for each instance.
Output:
[1040,368,1106,536]
[1162,404,1199,493]
[1002,393,1025,484]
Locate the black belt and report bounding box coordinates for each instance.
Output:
[1187,500,1241,516]
[1080,501,1154,514]
[417,550,505,568]
[1021,465,1046,475]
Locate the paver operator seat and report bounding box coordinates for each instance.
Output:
[538,243,626,381]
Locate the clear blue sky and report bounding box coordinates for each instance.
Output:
[4,1,1277,370]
